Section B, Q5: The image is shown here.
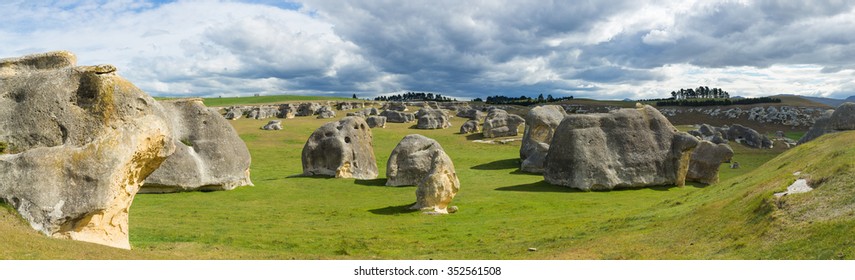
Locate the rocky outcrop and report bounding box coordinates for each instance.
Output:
[798,103,855,144]
[262,120,283,130]
[143,99,253,193]
[459,120,480,134]
[416,108,451,129]
[277,104,296,119]
[725,124,772,149]
[380,110,416,123]
[520,105,566,173]
[224,107,243,120]
[386,134,459,214]
[658,106,826,127]
[482,108,525,138]
[246,106,278,119]
[366,116,386,128]
[387,102,408,111]
[688,124,728,145]
[301,117,378,179]
[316,105,336,119]
[297,102,321,116]
[544,105,699,191]
[686,141,733,184]
[0,51,175,249]
[456,108,485,120]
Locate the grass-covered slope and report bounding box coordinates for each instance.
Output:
[0,100,851,259]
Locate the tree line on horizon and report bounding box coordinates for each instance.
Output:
[476,94,574,105]
[373,91,456,102]
[671,86,730,100]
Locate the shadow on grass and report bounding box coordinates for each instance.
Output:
[471,158,519,170]
[354,178,388,186]
[495,180,584,193]
[369,204,419,215]
[465,133,485,140]
[285,174,336,179]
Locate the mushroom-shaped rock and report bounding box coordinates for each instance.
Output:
[686,141,734,184]
[380,110,416,123]
[386,134,459,214]
[143,99,253,193]
[301,117,378,179]
[544,105,699,191]
[799,103,855,144]
[416,108,451,129]
[459,120,480,134]
[366,116,386,128]
[0,51,175,249]
[482,108,525,138]
[520,105,567,173]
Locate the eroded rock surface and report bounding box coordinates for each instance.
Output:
[482,108,525,138]
[301,117,378,179]
[416,108,451,129]
[799,103,855,144]
[459,120,480,134]
[381,110,416,123]
[262,120,282,130]
[0,51,175,249]
[386,134,459,214]
[544,105,699,190]
[520,105,566,173]
[686,141,733,184]
[366,116,386,128]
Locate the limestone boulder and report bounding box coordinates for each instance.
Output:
[301,117,378,179]
[687,141,733,184]
[297,102,321,116]
[277,104,296,119]
[799,103,855,144]
[0,51,175,249]
[456,108,485,120]
[544,105,699,190]
[366,116,386,128]
[262,120,283,130]
[520,105,566,173]
[459,120,480,134]
[380,110,416,123]
[482,108,525,138]
[726,124,772,148]
[386,134,459,214]
[387,102,408,111]
[224,107,243,120]
[416,108,451,129]
[317,105,336,119]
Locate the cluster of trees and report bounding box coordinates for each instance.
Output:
[477,94,574,105]
[656,97,781,107]
[671,86,730,100]
[373,92,455,102]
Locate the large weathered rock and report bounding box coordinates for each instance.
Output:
[459,120,480,134]
[520,105,566,173]
[482,108,525,138]
[725,124,772,148]
[316,105,336,119]
[544,105,699,190]
[224,107,243,120]
[301,117,378,179]
[366,116,386,128]
[262,120,282,130]
[456,108,485,120]
[380,110,416,123]
[297,102,321,116]
[143,99,253,193]
[799,103,855,144]
[277,104,296,119]
[246,106,278,119]
[387,102,408,111]
[688,124,729,145]
[686,141,733,184]
[416,108,451,129]
[386,134,459,214]
[0,51,175,249]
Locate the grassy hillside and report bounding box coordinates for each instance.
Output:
[198,94,352,107]
[1,101,852,259]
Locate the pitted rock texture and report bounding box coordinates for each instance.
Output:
[686,141,733,184]
[297,102,321,116]
[544,105,699,191]
[301,117,378,179]
[0,51,175,249]
[143,99,253,193]
[386,134,459,214]
[520,105,566,174]
[482,108,525,138]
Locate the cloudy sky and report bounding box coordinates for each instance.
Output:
[2,0,855,100]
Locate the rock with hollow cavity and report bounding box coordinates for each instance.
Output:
[544,105,699,190]
[386,134,459,214]
[482,108,525,138]
[0,51,175,249]
[301,117,378,179]
[686,141,733,184]
[520,105,566,173]
[143,99,253,193]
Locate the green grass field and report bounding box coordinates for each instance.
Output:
[1,103,852,260]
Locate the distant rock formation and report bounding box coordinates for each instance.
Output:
[301,117,378,179]
[316,105,336,119]
[687,141,733,184]
[459,120,480,134]
[520,105,566,174]
[380,110,416,123]
[798,102,855,144]
[262,120,283,130]
[416,108,452,129]
[456,108,485,120]
[482,108,525,138]
[297,102,321,116]
[386,134,459,214]
[277,104,296,119]
[544,105,699,190]
[0,51,175,249]
[366,116,386,128]
[724,124,772,149]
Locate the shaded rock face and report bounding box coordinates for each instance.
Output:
[799,103,855,144]
[297,102,321,116]
[247,106,278,119]
[544,105,699,191]
[143,99,253,193]
[336,102,352,110]
[520,105,566,174]
[688,124,728,145]
[416,108,451,129]
[262,120,282,130]
[301,117,378,179]
[224,108,243,120]
[387,102,408,111]
[459,120,480,134]
[726,124,772,149]
[380,110,416,123]
[0,51,175,249]
[277,104,296,119]
[687,141,733,184]
[366,116,386,128]
[316,105,336,119]
[456,108,485,120]
[482,108,525,138]
[386,134,459,214]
